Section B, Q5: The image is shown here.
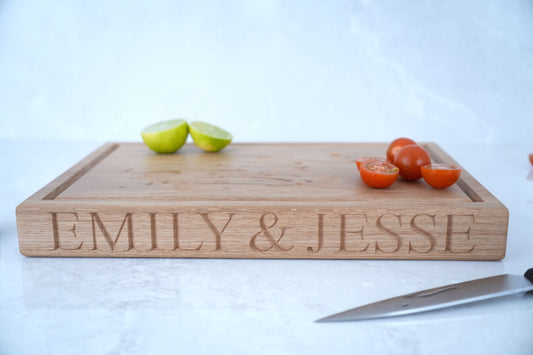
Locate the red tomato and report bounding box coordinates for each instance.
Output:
[386,137,416,162]
[421,164,461,189]
[529,154,533,165]
[393,145,431,181]
[355,156,387,170]
[359,160,399,188]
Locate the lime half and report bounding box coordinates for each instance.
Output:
[189,121,232,152]
[141,119,189,154]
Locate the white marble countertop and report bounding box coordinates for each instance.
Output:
[1,139,532,354]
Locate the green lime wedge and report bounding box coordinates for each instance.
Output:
[141,119,189,154]
[189,121,233,152]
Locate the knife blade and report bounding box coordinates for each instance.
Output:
[316,268,533,322]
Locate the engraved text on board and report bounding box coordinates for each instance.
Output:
[48,211,478,255]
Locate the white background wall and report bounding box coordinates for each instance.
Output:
[1,0,532,146]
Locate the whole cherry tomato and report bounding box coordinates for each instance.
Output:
[421,164,461,189]
[355,156,387,170]
[393,145,431,181]
[359,160,399,188]
[386,137,416,162]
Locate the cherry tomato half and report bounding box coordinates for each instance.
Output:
[421,164,461,189]
[393,144,431,181]
[386,137,416,162]
[355,156,387,170]
[359,160,399,188]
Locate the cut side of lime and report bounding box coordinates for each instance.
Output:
[141,119,189,154]
[189,121,232,152]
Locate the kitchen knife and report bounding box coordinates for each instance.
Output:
[316,268,533,322]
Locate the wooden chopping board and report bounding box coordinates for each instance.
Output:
[16,142,508,260]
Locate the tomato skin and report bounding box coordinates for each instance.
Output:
[386,137,416,162]
[393,145,431,181]
[421,164,461,189]
[359,160,399,188]
[355,156,387,170]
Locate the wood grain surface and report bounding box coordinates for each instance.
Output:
[16,143,508,260]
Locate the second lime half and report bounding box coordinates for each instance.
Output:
[189,121,233,152]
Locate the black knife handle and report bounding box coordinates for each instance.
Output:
[525,268,533,283]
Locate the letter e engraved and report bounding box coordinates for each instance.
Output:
[444,214,476,253]
[200,213,235,251]
[375,214,401,253]
[50,212,83,250]
[308,214,324,253]
[250,213,293,252]
[409,214,436,253]
[339,214,369,253]
[91,212,134,251]
[172,213,202,251]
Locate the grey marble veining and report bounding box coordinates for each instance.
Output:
[0,1,531,145]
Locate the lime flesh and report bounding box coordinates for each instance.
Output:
[141,119,189,154]
[189,121,232,152]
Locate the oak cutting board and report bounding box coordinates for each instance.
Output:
[16,142,508,260]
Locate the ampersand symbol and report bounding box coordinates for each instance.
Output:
[250,213,293,252]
